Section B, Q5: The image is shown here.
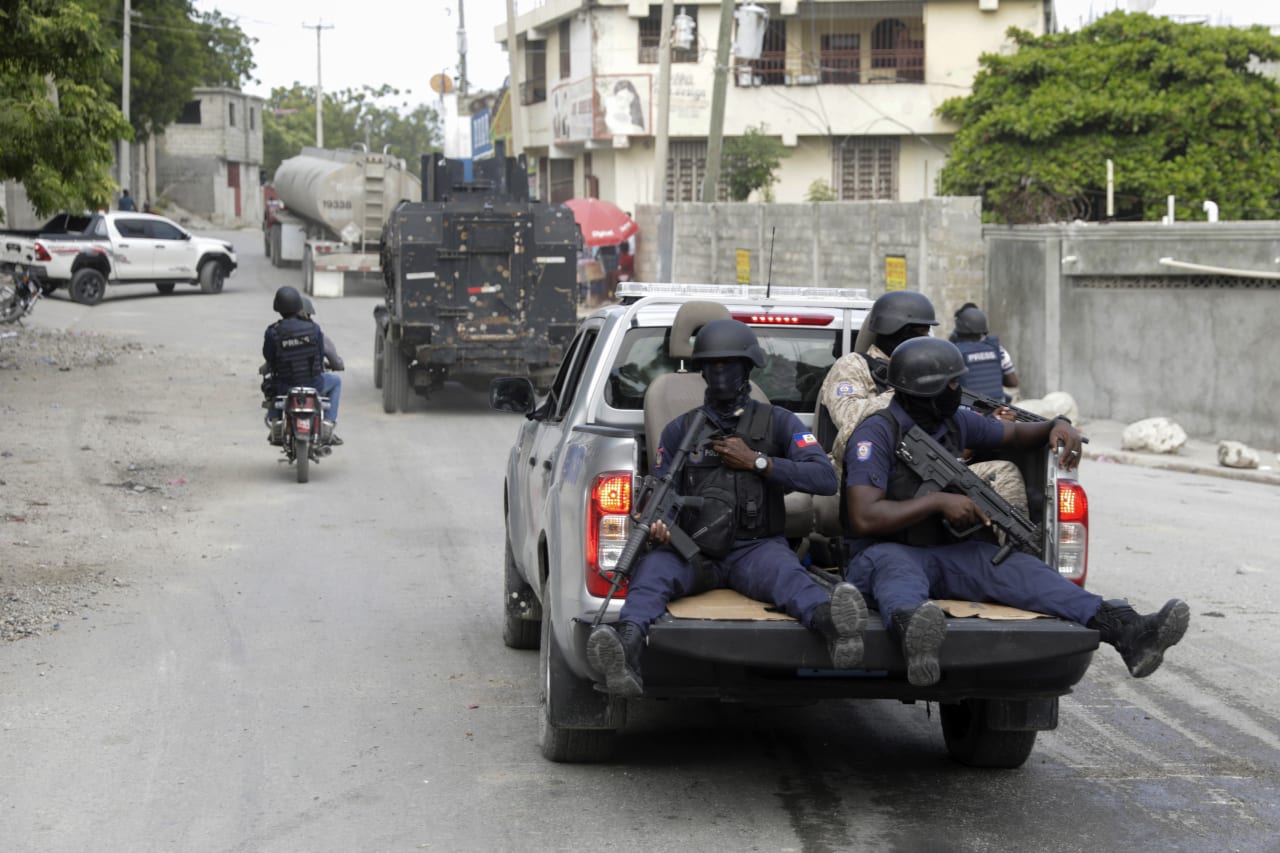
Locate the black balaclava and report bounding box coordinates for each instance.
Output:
[897,384,963,433]
[875,327,924,357]
[701,359,752,423]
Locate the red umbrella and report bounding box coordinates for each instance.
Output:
[563,198,638,247]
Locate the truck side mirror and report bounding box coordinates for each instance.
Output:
[490,376,537,416]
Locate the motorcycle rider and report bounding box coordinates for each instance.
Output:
[262,286,328,441]
[300,296,345,445]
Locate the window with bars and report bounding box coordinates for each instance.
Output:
[835,137,899,200]
[870,19,924,82]
[820,33,860,84]
[666,141,728,203]
[745,19,787,86]
[639,5,698,64]
[523,40,547,104]
[549,158,575,204]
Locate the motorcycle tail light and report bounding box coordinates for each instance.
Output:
[33,242,52,262]
[1057,481,1089,586]
[295,417,313,436]
[587,471,633,598]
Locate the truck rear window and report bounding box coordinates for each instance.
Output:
[606,326,842,414]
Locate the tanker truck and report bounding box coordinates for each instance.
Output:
[374,150,580,412]
[264,145,420,297]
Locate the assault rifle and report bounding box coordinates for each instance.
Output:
[895,424,1042,565]
[961,389,1046,424]
[592,409,715,626]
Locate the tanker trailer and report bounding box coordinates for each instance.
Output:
[265,145,420,298]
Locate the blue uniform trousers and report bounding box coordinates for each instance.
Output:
[619,536,829,635]
[846,541,1103,629]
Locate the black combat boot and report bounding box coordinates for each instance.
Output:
[810,582,868,669]
[586,620,646,698]
[1088,598,1190,678]
[891,601,947,687]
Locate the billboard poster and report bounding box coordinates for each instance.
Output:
[552,77,595,144]
[593,74,652,139]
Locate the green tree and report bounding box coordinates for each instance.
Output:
[262,84,442,179]
[0,0,132,219]
[89,0,256,143]
[937,12,1280,223]
[805,178,837,202]
[722,125,789,202]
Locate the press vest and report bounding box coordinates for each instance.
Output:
[269,317,324,392]
[679,402,787,550]
[955,337,1004,400]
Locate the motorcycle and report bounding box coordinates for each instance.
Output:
[261,371,336,483]
[0,265,42,325]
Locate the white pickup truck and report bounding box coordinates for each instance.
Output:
[0,211,237,305]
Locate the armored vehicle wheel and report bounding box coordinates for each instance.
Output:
[382,332,410,413]
[538,588,620,763]
[156,283,176,295]
[940,699,1038,769]
[70,268,106,305]
[503,533,540,650]
[373,327,385,389]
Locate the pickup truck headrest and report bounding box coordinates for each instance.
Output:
[669,300,732,361]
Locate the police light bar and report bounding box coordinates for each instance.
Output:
[617,282,869,302]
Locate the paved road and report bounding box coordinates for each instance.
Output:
[2,232,1277,852]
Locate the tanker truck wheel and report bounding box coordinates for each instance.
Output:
[373,327,385,389]
[382,332,410,414]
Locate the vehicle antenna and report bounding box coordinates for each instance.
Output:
[766,225,776,299]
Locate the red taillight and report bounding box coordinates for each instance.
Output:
[33,242,52,262]
[1057,481,1089,586]
[587,472,633,598]
[731,311,834,326]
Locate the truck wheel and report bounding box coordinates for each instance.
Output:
[156,283,175,295]
[538,587,620,762]
[940,699,1038,769]
[503,534,541,650]
[373,326,385,389]
[69,268,106,305]
[295,438,310,483]
[382,331,410,414]
[199,261,224,294]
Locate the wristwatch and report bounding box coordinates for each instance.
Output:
[753,452,769,473]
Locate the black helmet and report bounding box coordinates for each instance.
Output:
[273,285,303,316]
[301,296,316,317]
[866,291,938,336]
[691,318,766,368]
[954,305,988,336]
[887,337,967,397]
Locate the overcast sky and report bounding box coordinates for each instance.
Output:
[194,0,1278,107]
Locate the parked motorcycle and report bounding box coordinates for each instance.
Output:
[0,265,42,324]
[261,374,336,483]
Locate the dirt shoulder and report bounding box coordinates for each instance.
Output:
[0,326,216,640]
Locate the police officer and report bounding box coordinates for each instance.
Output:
[842,337,1189,686]
[263,286,325,431]
[587,319,868,698]
[951,303,1018,403]
[817,290,937,482]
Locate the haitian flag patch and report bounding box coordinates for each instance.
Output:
[856,441,873,461]
[792,432,818,448]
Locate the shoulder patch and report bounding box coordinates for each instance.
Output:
[835,382,860,398]
[792,432,818,448]
[855,440,873,461]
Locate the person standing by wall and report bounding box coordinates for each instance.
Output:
[117,189,137,211]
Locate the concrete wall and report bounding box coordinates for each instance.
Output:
[633,194,986,318]
[987,222,1280,446]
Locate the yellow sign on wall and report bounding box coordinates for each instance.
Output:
[885,255,907,290]
[736,249,752,284]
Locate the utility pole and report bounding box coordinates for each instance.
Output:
[654,0,676,282]
[701,0,735,202]
[457,0,468,97]
[504,0,522,158]
[121,0,131,198]
[303,21,334,147]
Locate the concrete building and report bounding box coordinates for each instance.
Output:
[154,87,265,227]
[496,0,1051,210]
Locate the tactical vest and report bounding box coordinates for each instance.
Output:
[679,402,786,555]
[842,408,966,549]
[955,337,1004,401]
[269,317,324,390]
[860,352,890,393]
